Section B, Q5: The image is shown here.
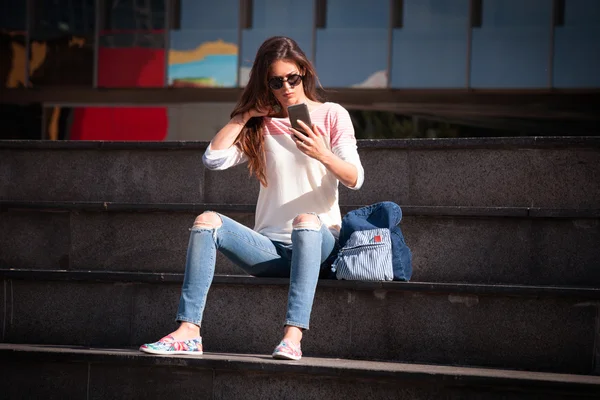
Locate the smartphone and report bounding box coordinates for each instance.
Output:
[288,103,312,136]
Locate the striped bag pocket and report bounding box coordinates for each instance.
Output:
[332,228,394,281]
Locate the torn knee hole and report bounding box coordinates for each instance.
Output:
[193,221,217,229]
[192,212,222,229]
[293,223,320,230]
[292,215,321,230]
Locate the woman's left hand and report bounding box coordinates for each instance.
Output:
[290,120,332,162]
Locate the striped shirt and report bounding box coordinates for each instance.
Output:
[203,102,364,244]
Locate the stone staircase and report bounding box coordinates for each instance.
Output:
[1,137,600,399]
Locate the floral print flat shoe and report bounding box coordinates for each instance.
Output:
[272,339,302,361]
[139,334,203,355]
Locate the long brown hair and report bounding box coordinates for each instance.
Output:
[232,36,322,187]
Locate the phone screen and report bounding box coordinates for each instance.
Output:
[288,103,312,135]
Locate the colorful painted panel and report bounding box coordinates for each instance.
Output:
[168,0,239,87]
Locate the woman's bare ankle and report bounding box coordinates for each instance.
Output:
[282,325,303,345]
[170,322,201,340]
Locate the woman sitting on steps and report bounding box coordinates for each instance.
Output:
[139,36,364,361]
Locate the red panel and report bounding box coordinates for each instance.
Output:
[98,47,165,88]
[70,107,168,141]
[70,46,168,140]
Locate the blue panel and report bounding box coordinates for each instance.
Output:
[168,0,239,87]
[470,0,552,88]
[326,0,388,28]
[553,0,600,88]
[180,0,239,29]
[241,0,315,69]
[316,0,388,88]
[392,0,469,88]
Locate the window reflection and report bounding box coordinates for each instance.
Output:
[3,0,599,95]
[29,0,95,86]
[1,0,27,87]
[168,0,239,88]
[470,0,552,88]
[553,0,600,88]
[349,109,599,139]
[43,105,168,140]
[316,0,388,88]
[98,0,166,88]
[239,0,314,87]
[391,0,469,88]
[0,103,43,139]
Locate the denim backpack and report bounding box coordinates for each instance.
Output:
[332,202,412,281]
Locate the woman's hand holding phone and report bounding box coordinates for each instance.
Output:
[287,103,311,135]
[290,120,331,162]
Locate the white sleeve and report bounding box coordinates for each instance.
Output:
[332,144,365,190]
[202,142,248,170]
[328,104,364,190]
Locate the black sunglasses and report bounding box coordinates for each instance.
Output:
[268,73,304,90]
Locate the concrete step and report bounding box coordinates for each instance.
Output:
[2,344,600,400]
[2,270,598,375]
[2,201,599,286]
[1,137,599,208]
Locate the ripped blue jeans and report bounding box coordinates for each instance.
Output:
[176,213,337,330]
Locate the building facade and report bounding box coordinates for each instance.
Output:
[1,0,599,140]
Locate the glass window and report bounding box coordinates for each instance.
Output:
[1,0,27,87]
[29,0,95,86]
[315,0,389,88]
[42,105,168,140]
[553,0,600,88]
[391,0,469,88]
[166,103,235,140]
[28,0,95,86]
[98,0,166,88]
[240,0,314,87]
[0,103,43,139]
[348,109,599,139]
[168,0,239,87]
[470,0,552,88]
